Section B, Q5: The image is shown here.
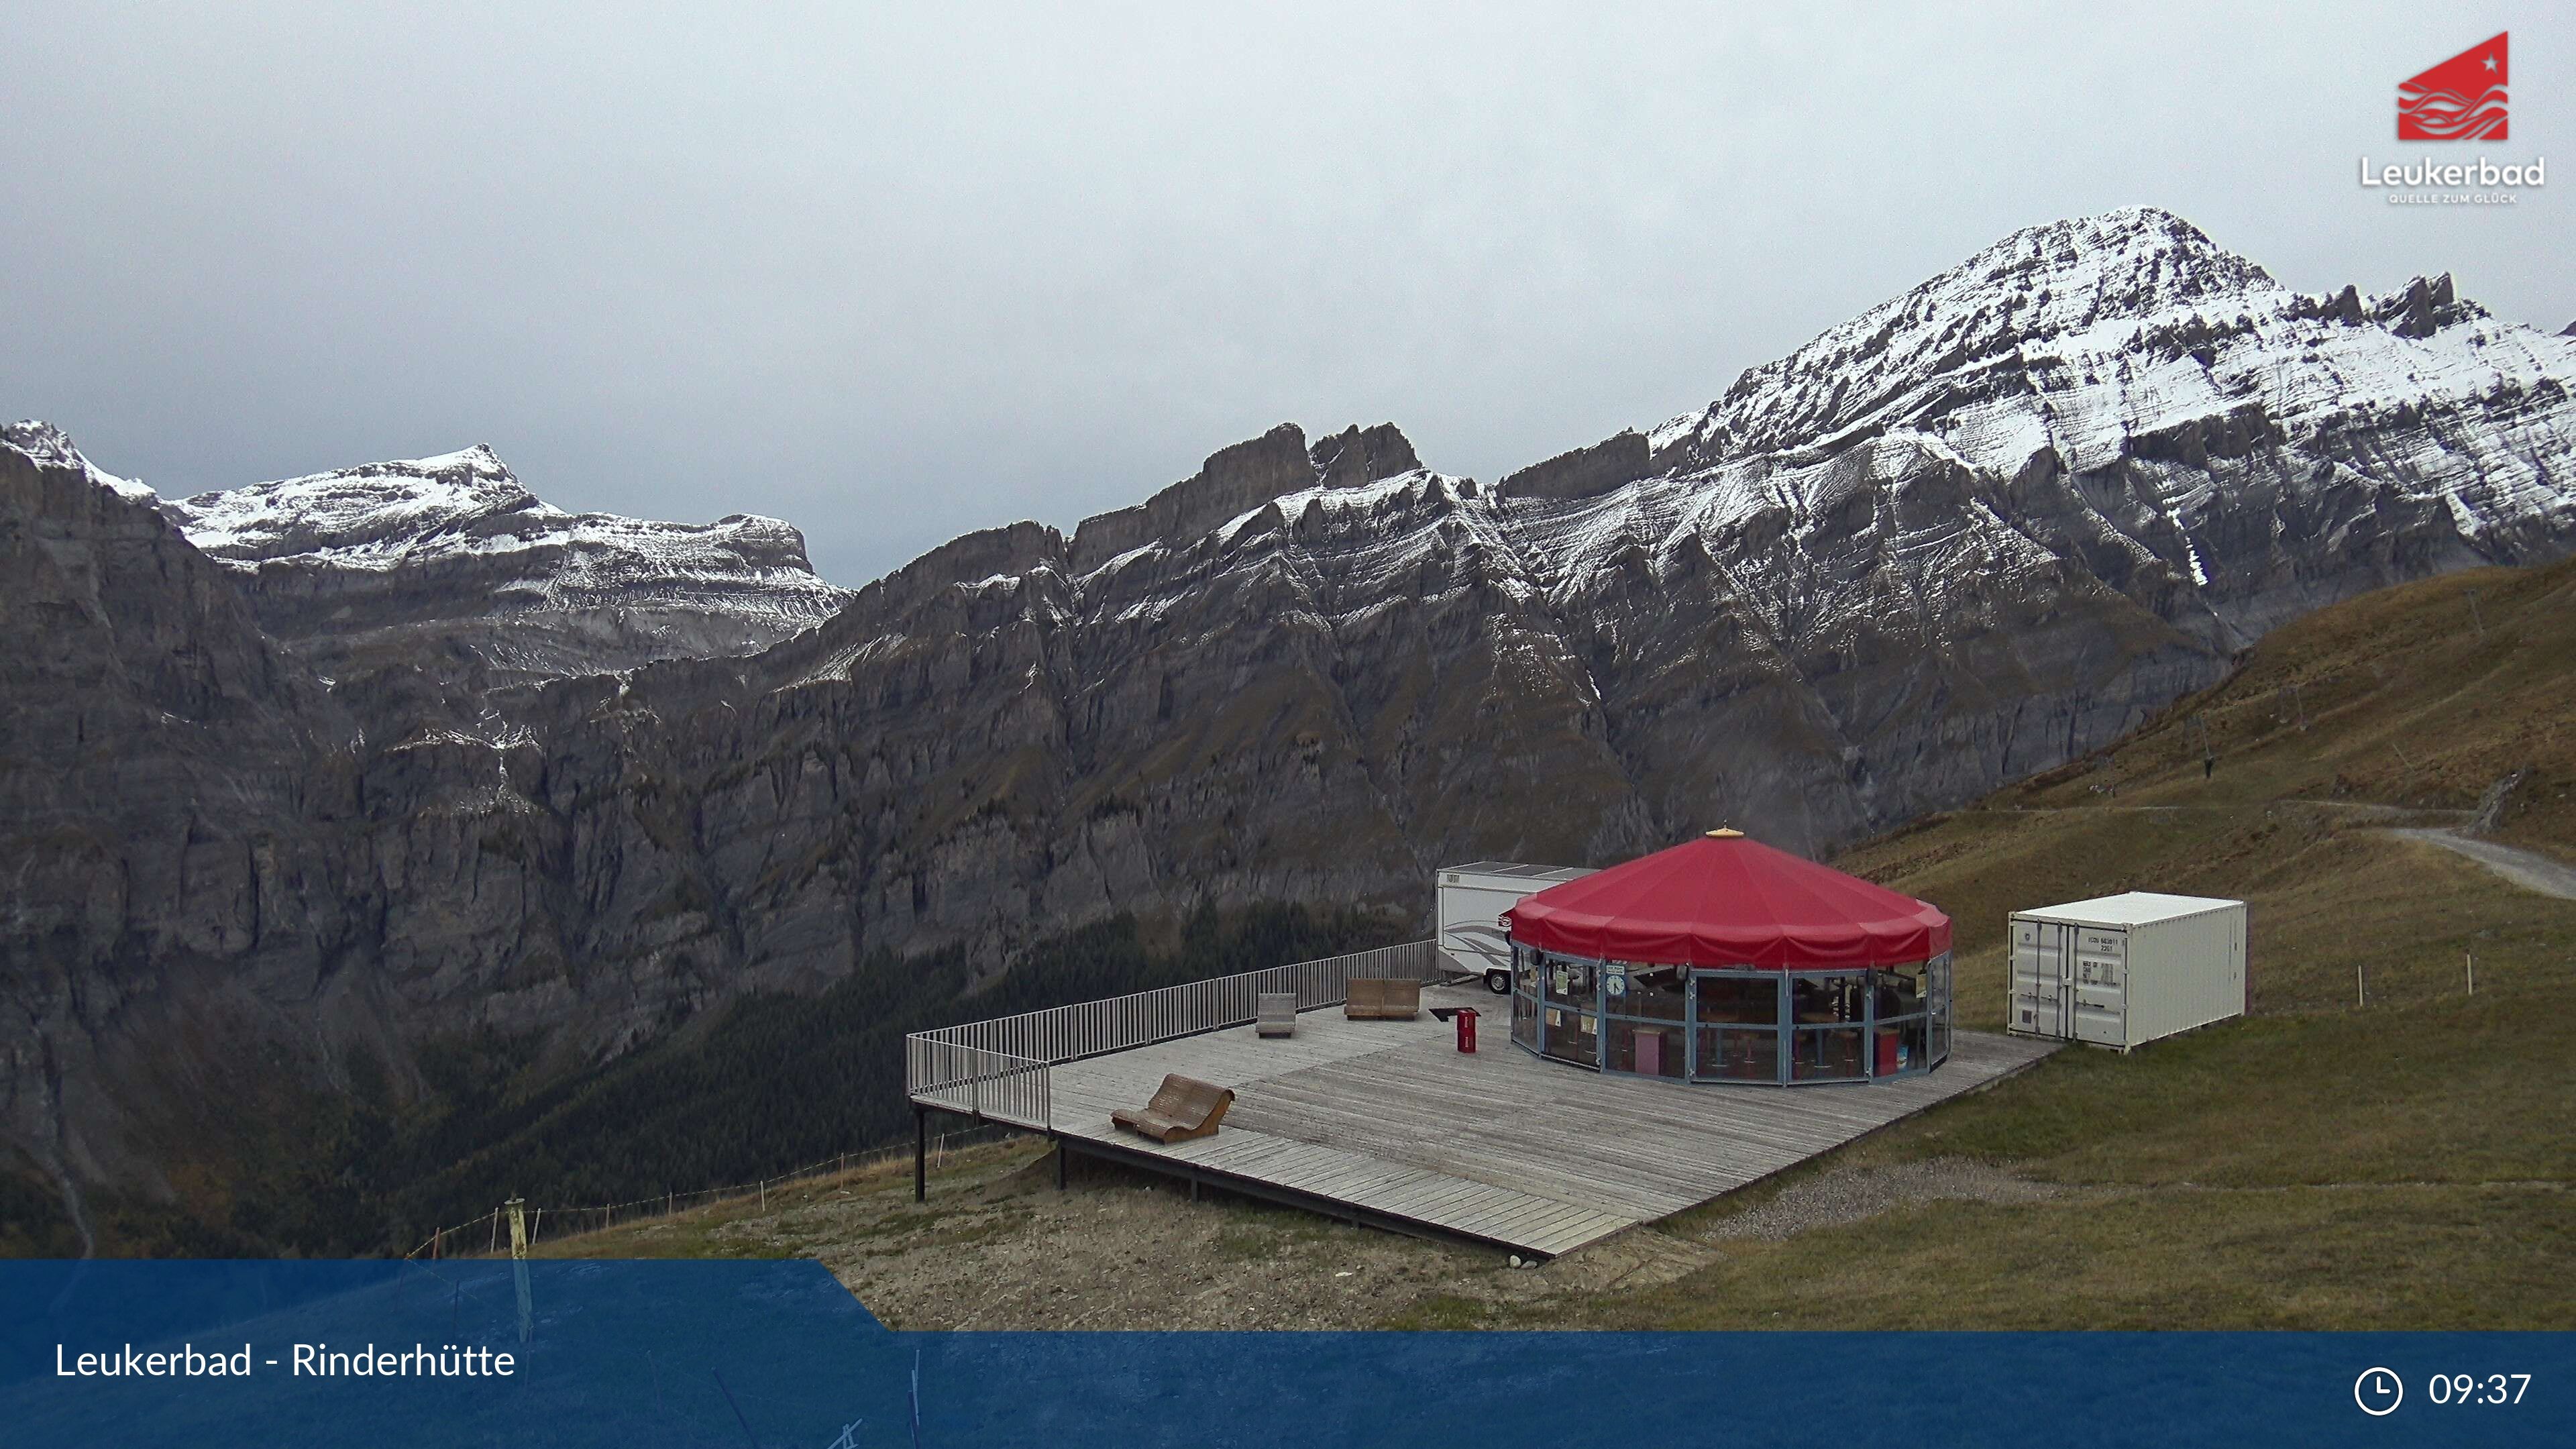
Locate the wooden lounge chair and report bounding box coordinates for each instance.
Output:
[1256,991,1297,1038]
[1344,977,1422,1020]
[1110,1074,1235,1143]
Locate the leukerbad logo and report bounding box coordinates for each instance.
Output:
[2398,32,2507,140]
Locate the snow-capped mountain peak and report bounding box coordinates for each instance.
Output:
[12,429,855,684]
[160,444,544,562]
[1634,207,2573,594]
[152,444,849,609]
[3,419,160,502]
[1653,206,2296,470]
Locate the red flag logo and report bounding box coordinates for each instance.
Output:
[2398,32,2508,140]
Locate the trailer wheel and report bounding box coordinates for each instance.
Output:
[1484,970,1511,996]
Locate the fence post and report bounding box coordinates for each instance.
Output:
[506,1198,533,1344]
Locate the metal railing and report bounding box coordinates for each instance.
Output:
[904,938,1441,1130]
[903,1041,1053,1128]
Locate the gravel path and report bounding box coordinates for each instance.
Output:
[1682,1159,2066,1243]
[2389,828,2576,901]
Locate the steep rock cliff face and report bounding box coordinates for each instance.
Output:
[1,425,373,1208]
[8,207,2576,1226]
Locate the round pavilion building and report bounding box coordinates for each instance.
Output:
[1501,830,1953,1085]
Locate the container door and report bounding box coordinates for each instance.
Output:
[2072,927,2129,1046]
[2010,920,2074,1038]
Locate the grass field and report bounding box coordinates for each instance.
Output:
[536,559,2576,1330]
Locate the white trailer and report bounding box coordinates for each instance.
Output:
[1438,861,1594,994]
[2008,892,2247,1052]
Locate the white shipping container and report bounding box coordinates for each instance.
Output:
[1438,861,1595,994]
[2008,892,2247,1051]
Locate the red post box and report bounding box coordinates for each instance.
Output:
[1455,1007,1479,1053]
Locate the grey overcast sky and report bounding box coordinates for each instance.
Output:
[3,3,2564,584]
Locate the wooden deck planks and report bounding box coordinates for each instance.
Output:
[1226,1016,2055,1221]
[920,983,2059,1256]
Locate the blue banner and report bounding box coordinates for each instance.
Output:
[1,1260,2563,1446]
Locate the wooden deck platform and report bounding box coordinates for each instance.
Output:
[932,983,2059,1258]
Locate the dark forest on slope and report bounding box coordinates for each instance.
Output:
[8,904,1401,1258]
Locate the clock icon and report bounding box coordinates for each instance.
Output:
[2355,1366,2404,1417]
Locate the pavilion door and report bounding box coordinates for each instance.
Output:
[1540,959,1601,1069]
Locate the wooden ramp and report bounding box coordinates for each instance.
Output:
[957,985,2057,1258]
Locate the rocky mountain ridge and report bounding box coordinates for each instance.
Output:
[148,437,850,698]
[7,207,2575,1244]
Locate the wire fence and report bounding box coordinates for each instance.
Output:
[398,1121,1025,1262]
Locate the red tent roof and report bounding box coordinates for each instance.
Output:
[1503,830,1951,969]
